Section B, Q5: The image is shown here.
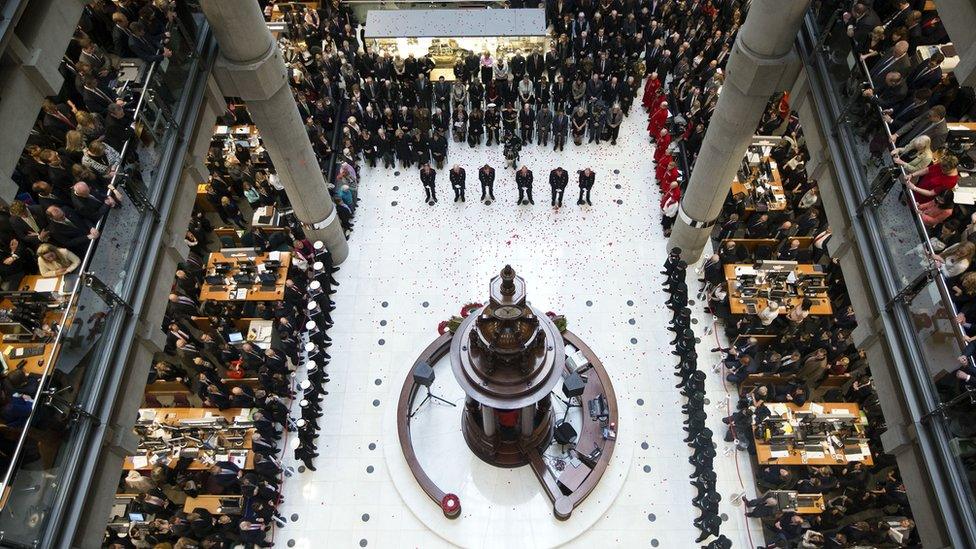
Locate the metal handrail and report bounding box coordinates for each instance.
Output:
[0,57,161,505]
[839,22,971,354]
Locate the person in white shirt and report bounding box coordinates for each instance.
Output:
[757,301,780,327]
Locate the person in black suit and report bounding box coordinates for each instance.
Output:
[549,167,568,208]
[515,166,534,205]
[80,75,118,113]
[479,164,495,203]
[449,165,466,202]
[40,100,76,143]
[552,109,569,151]
[45,205,97,257]
[577,167,595,205]
[71,181,118,223]
[420,163,437,204]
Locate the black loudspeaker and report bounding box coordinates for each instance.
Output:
[412,362,435,387]
[554,421,578,445]
[562,372,586,399]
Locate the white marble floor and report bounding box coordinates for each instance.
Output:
[273,110,767,548]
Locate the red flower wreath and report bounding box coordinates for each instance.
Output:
[437,321,450,335]
[441,493,461,518]
[460,302,483,318]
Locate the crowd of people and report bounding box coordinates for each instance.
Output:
[820,1,976,399]
[273,0,721,209]
[684,90,922,549]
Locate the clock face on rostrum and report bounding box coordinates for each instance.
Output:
[493,305,523,320]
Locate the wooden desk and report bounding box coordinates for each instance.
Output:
[725,263,833,316]
[797,494,826,514]
[123,408,255,471]
[269,2,318,22]
[754,402,874,466]
[199,251,290,302]
[0,275,71,376]
[183,495,242,514]
[730,158,787,213]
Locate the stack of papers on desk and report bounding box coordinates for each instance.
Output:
[769,449,790,458]
[268,251,281,261]
[137,409,157,422]
[34,277,60,293]
[808,403,824,414]
[214,125,230,135]
[804,450,825,459]
[234,288,248,300]
[234,127,250,135]
[130,455,149,469]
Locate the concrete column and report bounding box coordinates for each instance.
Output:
[198,0,348,263]
[667,0,810,262]
[481,405,496,437]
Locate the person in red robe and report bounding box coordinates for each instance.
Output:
[659,160,680,191]
[642,72,662,111]
[661,181,681,235]
[654,128,672,165]
[655,154,673,183]
[648,100,669,136]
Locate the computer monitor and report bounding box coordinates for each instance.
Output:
[228,332,244,344]
[129,512,146,522]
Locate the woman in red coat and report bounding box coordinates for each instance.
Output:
[648,100,669,136]
[642,72,662,111]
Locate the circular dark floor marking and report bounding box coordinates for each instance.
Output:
[378,339,385,345]
[627,300,634,306]
[695,337,701,344]
[616,199,623,205]
[630,337,638,344]
[297,466,306,473]
[287,540,296,547]
[636,398,644,406]
[643,465,651,473]
[375,378,382,385]
[586,300,593,306]
[392,185,399,191]
[367,465,374,473]
[641,441,649,450]
[394,171,401,176]
[359,540,368,547]
[362,513,370,522]
[391,201,398,206]
[688,299,696,306]
[422,301,429,307]
[615,184,621,189]
[372,399,380,407]
[628,318,635,325]
[704,398,710,405]
[613,169,620,174]
[380,320,387,326]
[647,513,656,522]
[381,301,389,307]
[721,513,729,521]
[651,540,659,547]
[691,318,698,325]
[368,442,377,450]
[290,514,299,522]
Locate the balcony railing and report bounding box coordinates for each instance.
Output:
[801,5,976,545]
[0,14,208,548]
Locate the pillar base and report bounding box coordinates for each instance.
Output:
[667,210,715,263]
